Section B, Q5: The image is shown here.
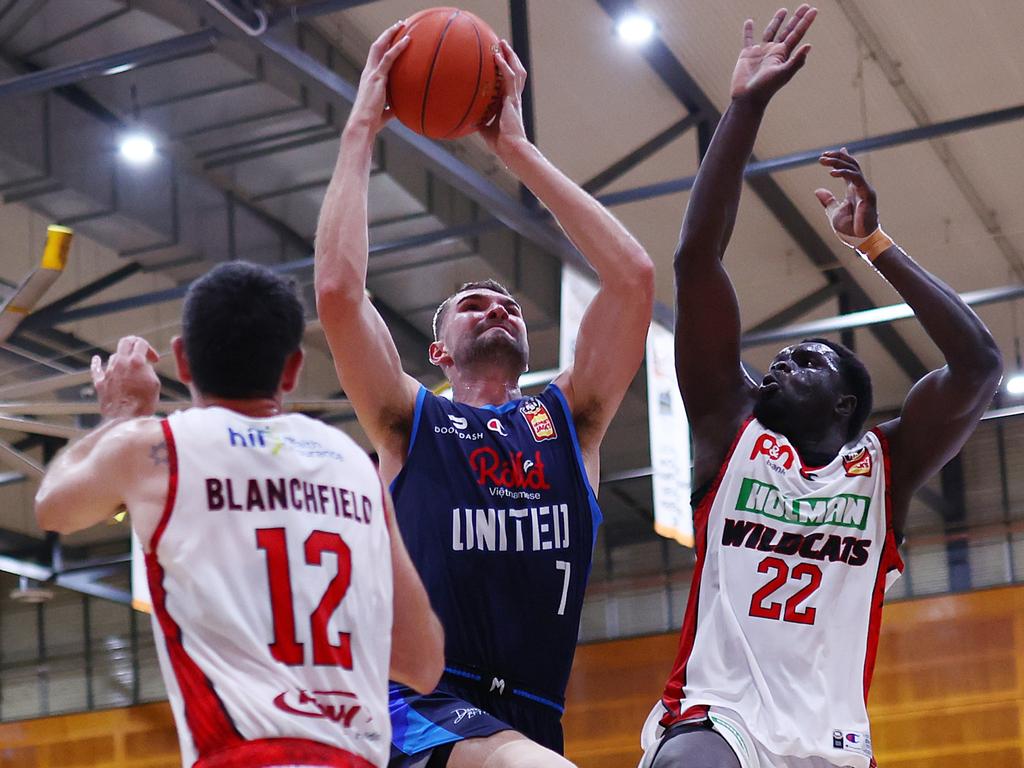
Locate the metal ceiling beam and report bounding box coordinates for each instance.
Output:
[743,283,1024,348]
[598,102,1024,208]
[267,0,381,26]
[0,27,221,99]
[583,113,700,194]
[593,0,927,382]
[747,283,840,334]
[21,263,142,330]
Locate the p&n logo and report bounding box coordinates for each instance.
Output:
[750,433,795,470]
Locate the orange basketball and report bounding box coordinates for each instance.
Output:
[386,7,502,140]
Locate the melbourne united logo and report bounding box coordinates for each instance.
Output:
[519,399,557,442]
[273,689,362,727]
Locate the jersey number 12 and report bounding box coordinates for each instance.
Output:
[256,527,353,668]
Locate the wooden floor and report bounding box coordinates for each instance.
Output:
[1,584,1023,767]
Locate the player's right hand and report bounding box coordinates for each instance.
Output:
[348,21,410,136]
[730,5,817,106]
[91,335,161,421]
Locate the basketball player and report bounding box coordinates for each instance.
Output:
[640,6,1003,768]
[35,262,443,768]
[315,23,654,768]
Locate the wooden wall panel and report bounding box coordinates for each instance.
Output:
[563,585,1024,767]
[2,585,1023,767]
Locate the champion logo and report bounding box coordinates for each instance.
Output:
[448,415,469,430]
[486,417,508,437]
[273,690,362,727]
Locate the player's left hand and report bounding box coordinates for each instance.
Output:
[480,39,529,160]
[731,5,817,106]
[815,148,879,239]
[91,336,161,421]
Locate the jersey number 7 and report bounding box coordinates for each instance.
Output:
[256,527,353,668]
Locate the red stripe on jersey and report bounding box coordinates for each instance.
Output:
[146,419,245,757]
[194,738,376,768]
[659,416,753,728]
[862,427,903,703]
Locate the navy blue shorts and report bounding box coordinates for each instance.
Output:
[388,673,564,767]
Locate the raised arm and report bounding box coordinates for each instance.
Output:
[479,43,654,470]
[385,490,444,694]
[676,7,817,487]
[314,23,420,468]
[815,150,1002,536]
[35,336,167,546]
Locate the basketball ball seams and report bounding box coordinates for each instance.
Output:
[420,10,460,136]
[444,18,484,139]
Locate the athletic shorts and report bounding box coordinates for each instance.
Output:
[639,704,876,768]
[389,673,564,767]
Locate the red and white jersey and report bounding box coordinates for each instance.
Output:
[146,407,392,768]
[656,418,903,767]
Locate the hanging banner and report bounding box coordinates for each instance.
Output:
[131,530,151,613]
[560,267,598,370]
[646,323,693,547]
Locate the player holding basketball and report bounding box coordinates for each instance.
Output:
[639,6,1003,768]
[35,262,443,768]
[315,22,654,768]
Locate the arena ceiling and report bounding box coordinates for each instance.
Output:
[0,0,1022,603]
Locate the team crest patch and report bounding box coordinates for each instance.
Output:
[843,447,872,477]
[519,399,557,441]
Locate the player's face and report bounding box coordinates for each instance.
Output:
[442,289,529,372]
[753,342,845,433]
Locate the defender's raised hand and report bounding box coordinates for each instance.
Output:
[815,149,879,239]
[731,5,817,105]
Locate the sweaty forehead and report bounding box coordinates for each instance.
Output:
[776,343,841,367]
[453,289,521,310]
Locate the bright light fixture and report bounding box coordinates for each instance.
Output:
[1006,373,1024,395]
[616,13,656,45]
[120,134,155,163]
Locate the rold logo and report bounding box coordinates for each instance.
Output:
[520,399,557,441]
[486,417,508,437]
[842,447,873,477]
[469,447,550,490]
[750,433,795,470]
[273,690,361,726]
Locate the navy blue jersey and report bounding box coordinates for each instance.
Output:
[391,384,601,709]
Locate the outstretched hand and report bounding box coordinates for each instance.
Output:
[731,5,817,105]
[815,149,879,239]
[91,336,161,421]
[348,21,411,136]
[479,39,529,161]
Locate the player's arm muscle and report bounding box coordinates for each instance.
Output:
[385,492,443,694]
[35,417,166,537]
[675,101,764,487]
[872,247,1001,536]
[315,125,420,457]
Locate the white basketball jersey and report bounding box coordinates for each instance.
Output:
[146,407,392,768]
[656,418,903,768]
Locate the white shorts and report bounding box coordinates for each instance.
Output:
[638,704,873,768]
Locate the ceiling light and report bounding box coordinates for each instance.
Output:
[1006,373,1024,396]
[120,134,155,163]
[616,13,656,45]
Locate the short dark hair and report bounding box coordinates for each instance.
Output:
[182,262,305,399]
[431,279,515,340]
[803,337,873,441]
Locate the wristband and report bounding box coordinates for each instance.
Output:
[854,227,895,262]
[823,201,894,262]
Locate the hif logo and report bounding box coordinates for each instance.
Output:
[227,425,284,454]
[486,417,508,437]
[750,433,795,470]
[273,690,362,726]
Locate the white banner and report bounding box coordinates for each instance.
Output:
[131,529,151,613]
[559,267,598,371]
[646,323,693,547]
